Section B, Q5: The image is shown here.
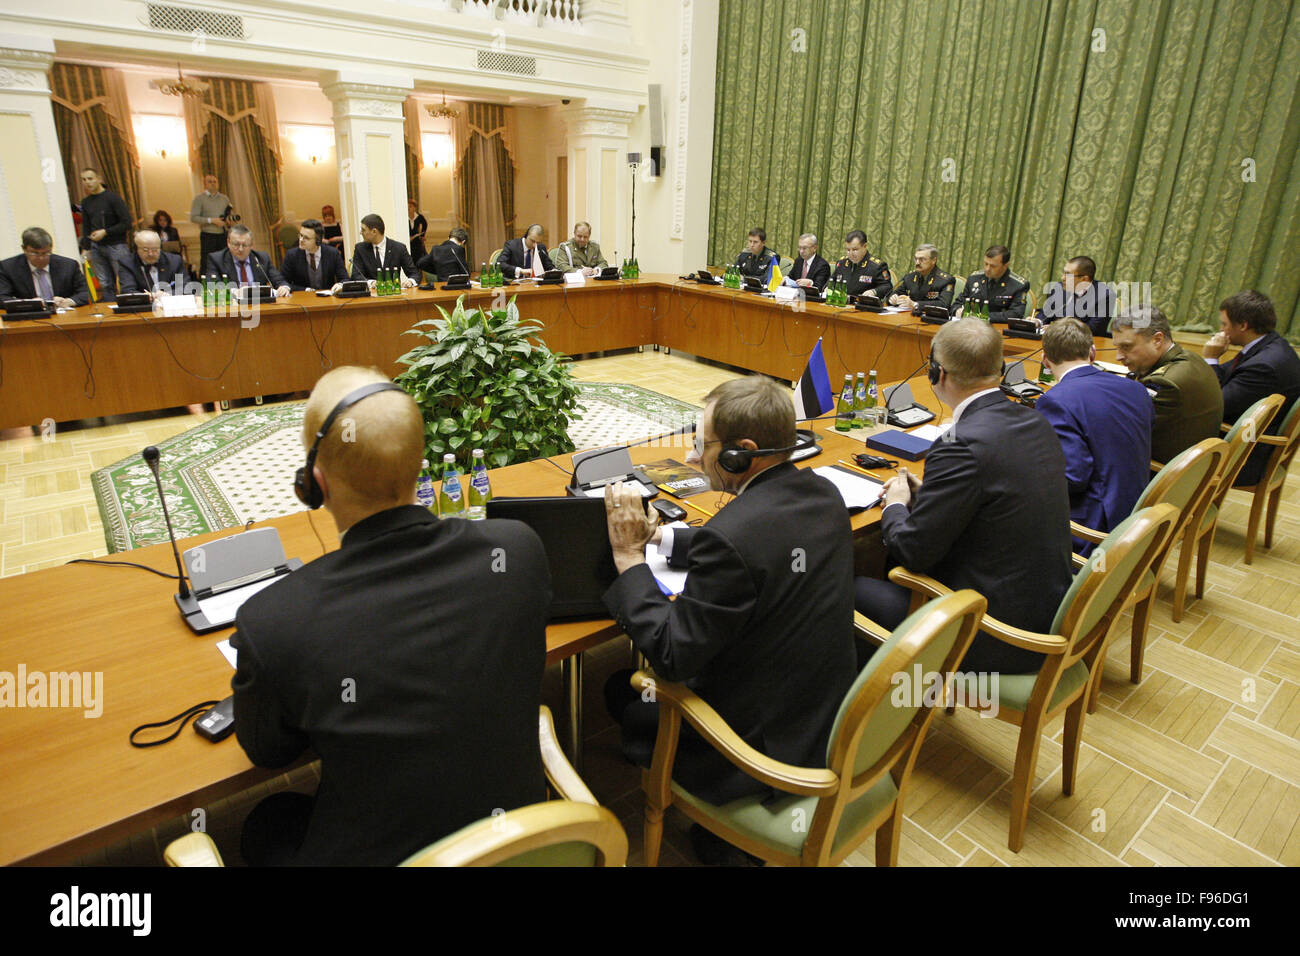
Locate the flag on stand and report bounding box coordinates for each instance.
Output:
[793,338,834,420]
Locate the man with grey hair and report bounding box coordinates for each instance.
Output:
[0,226,89,308]
[550,221,607,276]
[1035,319,1153,551]
[119,229,191,298]
[205,225,289,297]
[889,243,955,313]
[788,233,830,290]
[1112,306,1223,463]
[855,318,1072,674]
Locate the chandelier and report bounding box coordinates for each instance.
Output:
[150,63,210,98]
[425,91,459,120]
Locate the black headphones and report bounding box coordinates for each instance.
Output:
[716,433,816,474]
[294,383,406,509]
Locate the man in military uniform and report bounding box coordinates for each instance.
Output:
[831,230,891,299]
[1112,306,1224,464]
[735,227,779,279]
[551,221,608,276]
[953,245,1030,322]
[889,244,955,313]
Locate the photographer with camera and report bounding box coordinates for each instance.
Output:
[190,173,234,265]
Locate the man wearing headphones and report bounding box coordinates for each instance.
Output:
[854,318,1073,674]
[602,375,857,863]
[230,366,552,865]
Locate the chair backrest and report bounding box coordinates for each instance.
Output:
[952,274,965,303]
[779,255,794,272]
[1051,503,1180,657]
[825,590,985,788]
[1135,437,1226,569]
[1214,394,1286,506]
[1263,395,1300,481]
[488,248,504,269]
[400,801,627,867]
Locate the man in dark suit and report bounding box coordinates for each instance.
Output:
[205,226,290,297]
[602,376,857,825]
[1113,306,1223,465]
[416,227,470,281]
[1035,319,1154,552]
[1202,290,1300,487]
[281,219,348,292]
[855,318,1074,673]
[787,233,830,291]
[117,230,191,297]
[350,213,418,286]
[497,224,554,279]
[231,365,551,866]
[0,227,90,308]
[1036,255,1117,337]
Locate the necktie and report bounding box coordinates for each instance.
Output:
[239,260,251,286]
[35,268,53,301]
[309,253,320,288]
[149,266,160,291]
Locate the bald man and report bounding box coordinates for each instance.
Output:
[230,366,552,866]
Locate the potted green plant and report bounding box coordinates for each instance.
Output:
[395,294,583,468]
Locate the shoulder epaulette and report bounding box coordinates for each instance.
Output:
[1009,271,1027,284]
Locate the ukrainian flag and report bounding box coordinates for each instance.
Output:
[766,257,783,292]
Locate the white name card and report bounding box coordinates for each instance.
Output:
[156,295,201,317]
[564,271,585,286]
[773,285,799,302]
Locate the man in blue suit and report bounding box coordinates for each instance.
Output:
[1035,319,1153,553]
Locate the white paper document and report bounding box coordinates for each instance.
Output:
[646,521,690,595]
[908,422,952,442]
[195,575,283,627]
[216,639,237,669]
[814,466,885,510]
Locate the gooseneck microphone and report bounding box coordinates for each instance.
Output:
[143,446,191,599]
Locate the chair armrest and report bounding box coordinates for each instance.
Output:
[1071,552,1088,570]
[1070,520,1106,544]
[1256,434,1287,446]
[853,610,889,646]
[630,671,839,797]
[887,568,1067,654]
[1151,459,1165,473]
[164,832,224,867]
[1220,422,1231,434]
[887,567,954,601]
[538,706,596,805]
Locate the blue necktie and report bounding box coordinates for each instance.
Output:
[35,268,53,301]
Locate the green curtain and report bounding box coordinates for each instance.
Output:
[197,120,231,194]
[709,0,1300,340]
[237,116,285,266]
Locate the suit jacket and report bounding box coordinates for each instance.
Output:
[880,392,1074,673]
[350,238,418,282]
[1136,343,1224,465]
[1038,281,1117,337]
[416,239,470,281]
[787,254,830,291]
[603,462,857,804]
[231,506,551,866]
[497,237,554,278]
[1213,331,1300,487]
[117,251,191,296]
[204,249,286,289]
[1035,365,1154,547]
[281,245,348,291]
[0,253,90,306]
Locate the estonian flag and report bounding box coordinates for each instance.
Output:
[793,338,834,420]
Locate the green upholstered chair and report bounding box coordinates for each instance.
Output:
[633,589,986,867]
[1071,438,1225,701]
[890,503,1180,852]
[951,274,965,308]
[165,706,626,867]
[1236,397,1300,564]
[1170,395,1285,619]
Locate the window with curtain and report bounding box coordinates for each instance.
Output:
[708,0,1300,340]
[454,103,517,267]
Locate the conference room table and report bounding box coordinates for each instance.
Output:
[0,394,944,866]
[0,273,1058,431]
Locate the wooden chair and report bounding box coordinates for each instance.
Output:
[164,706,625,867]
[1237,397,1300,564]
[635,590,985,867]
[890,503,1179,852]
[1169,394,1285,618]
[487,248,504,274]
[1070,438,1225,701]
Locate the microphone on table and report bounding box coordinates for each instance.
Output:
[143,445,192,603]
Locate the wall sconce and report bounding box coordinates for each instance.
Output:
[421,131,454,168]
[132,114,187,160]
[283,124,335,165]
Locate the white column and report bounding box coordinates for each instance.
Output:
[321,72,413,263]
[0,35,77,257]
[561,105,636,264]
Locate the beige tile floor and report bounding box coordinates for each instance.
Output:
[4,348,1298,866]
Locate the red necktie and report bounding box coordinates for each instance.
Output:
[239,260,251,286]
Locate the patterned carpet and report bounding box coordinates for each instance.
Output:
[91,382,700,552]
